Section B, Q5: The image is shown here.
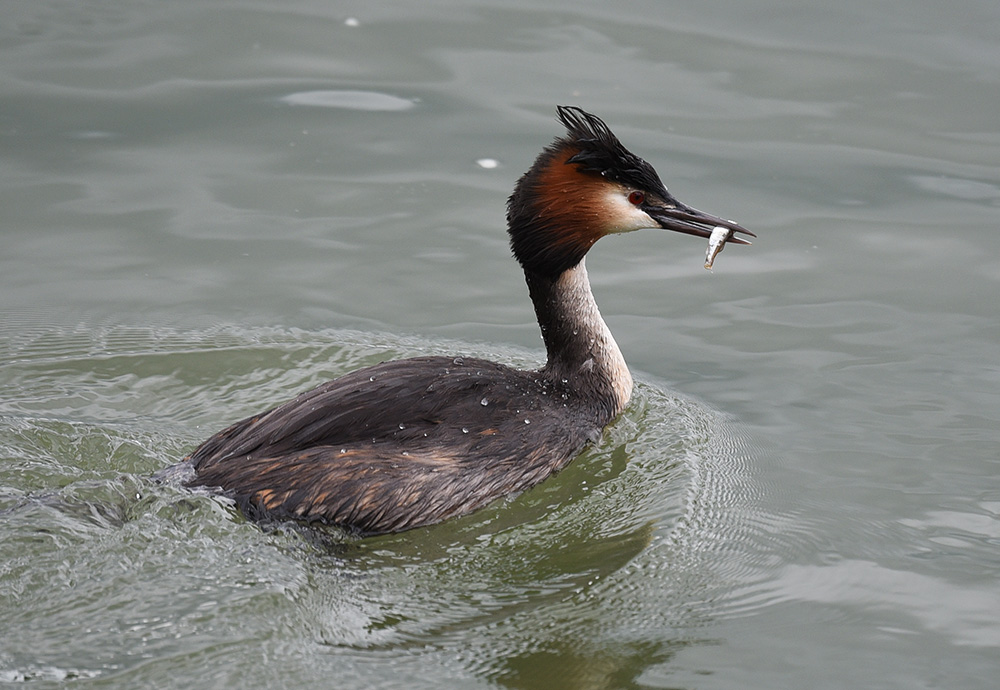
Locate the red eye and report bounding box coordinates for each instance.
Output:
[627,190,645,205]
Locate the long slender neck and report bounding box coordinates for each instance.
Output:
[524,258,633,420]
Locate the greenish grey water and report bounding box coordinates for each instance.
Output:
[2,0,999,688]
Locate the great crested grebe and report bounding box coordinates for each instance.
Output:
[184,106,753,535]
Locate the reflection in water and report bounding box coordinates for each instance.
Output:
[493,640,678,690]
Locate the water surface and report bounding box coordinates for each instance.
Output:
[2,1,999,688]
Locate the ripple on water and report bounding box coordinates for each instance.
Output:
[0,323,787,684]
[279,90,415,111]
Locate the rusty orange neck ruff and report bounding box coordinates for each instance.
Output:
[507,146,624,278]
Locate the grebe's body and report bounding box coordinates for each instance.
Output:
[186,107,752,534]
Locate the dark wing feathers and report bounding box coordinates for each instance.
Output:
[190,356,510,465]
[186,356,599,533]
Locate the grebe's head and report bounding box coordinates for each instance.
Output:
[507,106,753,277]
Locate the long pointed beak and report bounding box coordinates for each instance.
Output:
[647,202,755,245]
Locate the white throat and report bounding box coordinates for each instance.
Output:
[540,259,633,415]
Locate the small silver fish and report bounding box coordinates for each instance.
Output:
[704,226,732,270]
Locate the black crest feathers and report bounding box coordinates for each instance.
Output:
[556,106,668,195]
